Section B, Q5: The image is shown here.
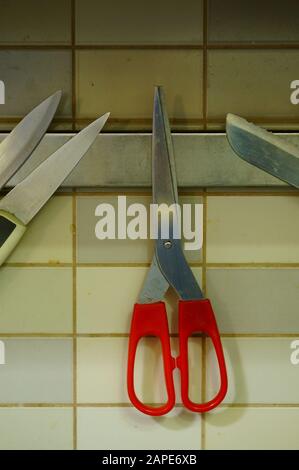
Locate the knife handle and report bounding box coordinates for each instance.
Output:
[0,210,26,266]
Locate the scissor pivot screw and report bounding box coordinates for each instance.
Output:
[163,240,172,249]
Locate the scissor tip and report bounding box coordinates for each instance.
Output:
[154,85,164,96]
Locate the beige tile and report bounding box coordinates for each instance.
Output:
[206,338,299,404]
[208,0,299,43]
[206,196,299,263]
[6,196,73,264]
[206,268,299,333]
[77,337,202,404]
[0,267,72,333]
[207,50,299,119]
[0,408,73,450]
[205,407,299,450]
[0,339,73,403]
[0,50,72,118]
[76,0,203,44]
[0,0,71,44]
[77,267,202,334]
[78,407,201,450]
[77,195,202,264]
[76,50,202,119]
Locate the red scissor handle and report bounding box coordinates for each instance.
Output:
[127,302,176,416]
[177,299,228,412]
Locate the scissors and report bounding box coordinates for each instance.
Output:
[0,91,109,265]
[127,87,227,416]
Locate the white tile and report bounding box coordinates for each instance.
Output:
[206,407,299,450]
[208,0,299,43]
[6,196,73,263]
[77,267,202,333]
[0,267,72,333]
[76,0,203,44]
[77,337,202,404]
[77,195,202,264]
[207,50,299,119]
[206,268,299,333]
[0,408,73,450]
[206,338,299,404]
[0,0,71,45]
[0,50,72,117]
[77,407,201,450]
[0,339,73,403]
[76,50,202,120]
[207,196,299,262]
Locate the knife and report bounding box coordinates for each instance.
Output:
[226,113,299,188]
[0,112,110,265]
[0,91,62,190]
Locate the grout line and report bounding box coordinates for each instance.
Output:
[1,402,299,408]
[219,403,299,408]
[206,191,299,196]
[77,262,152,268]
[206,262,299,268]
[206,116,299,123]
[1,261,298,268]
[71,0,76,133]
[76,191,152,196]
[221,333,299,338]
[77,262,203,268]
[202,0,208,131]
[202,193,207,294]
[75,44,204,50]
[0,192,73,197]
[201,188,208,449]
[0,403,74,408]
[1,332,298,338]
[1,261,298,269]
[207,43,299,49]
[77,403,133,407]
[2,115,299,125]
[2,43,299,51]
[75,190,205,196]
[0,45,73,50]
[72,191,78,450]
[0,333,74,338]
[201,337,206,450]
[2,189,297,198]
[3,263,73,268]
[0,44,203,50]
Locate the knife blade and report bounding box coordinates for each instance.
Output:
[226,113,299,188]
[0,91,61,190]
[0,113,109,265]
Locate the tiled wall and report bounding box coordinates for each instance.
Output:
[0,192,298,450]
[0,0,299,451]
[1,0,299,131]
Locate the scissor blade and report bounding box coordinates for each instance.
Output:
[0,113,110,224]
[152,86,178,206]
[152,87,203,301]
[226,113,299,188]
[138,255,169,304]
[0,91,61,190]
